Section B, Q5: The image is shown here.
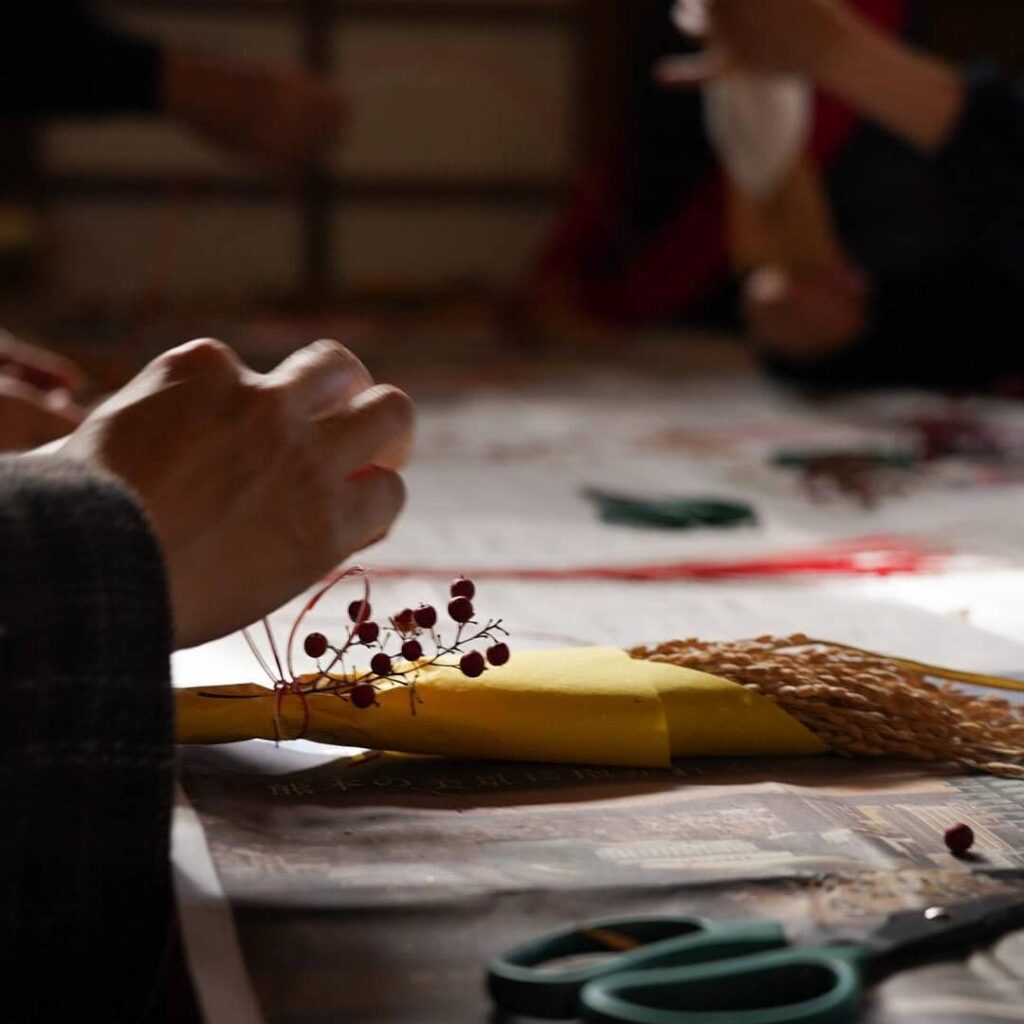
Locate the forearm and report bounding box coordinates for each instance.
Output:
[818,11,966,152]
[0,455,174,1017]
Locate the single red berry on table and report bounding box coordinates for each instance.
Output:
[350,683,376,709]
[944,822,974,856]
[393,608,416,633]
[460,650,486,678]
[450,577,476,600]
[413,604,438,629]
[401,639,423,662]
[370,652,393,677]
[348,599,371,623]
[357,621,380,644]
[303,632,328,659]
[486,643,510,667]
[448,596,474,623]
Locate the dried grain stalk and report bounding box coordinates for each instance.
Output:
[632,635,1024,778]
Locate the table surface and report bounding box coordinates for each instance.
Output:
[171,359,1024,1023]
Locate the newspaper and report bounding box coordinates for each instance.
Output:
[172,374,1024,1021]
[178,744,1024,1023]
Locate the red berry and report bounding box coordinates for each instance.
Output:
[448,596,474,623]
[350,683,376,709]
[401,639,423,661]
[370,652,392,677]
[413,604,438,629]
[348,599,371,623]
[356,621,380,644]
[451,577,476,600]
[393,608,416,633]
[944,822,974,856]
[303,632,328,659]
[486,643,510,667]
[460,650,486,678]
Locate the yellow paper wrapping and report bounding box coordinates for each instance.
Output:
[175,647,826,766]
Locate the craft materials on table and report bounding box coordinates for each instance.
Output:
[487,895,1024,1023]
[177,572,1024,777]
[175,732,1024,1024]
[583,488,757,530]
[370,536,947,581]
[905,409,1005,462]
[772,450,917,508]
[769,404,1024,507]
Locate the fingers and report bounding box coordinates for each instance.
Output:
[653,50,734,88]
[0,377,85,452]
[671,0,709,37]
[270,339,374,417]
[156,337,245,382]
[317,383,415,473]
[0,330,86,393]
[744,264,867,358]
[333,467,407,554]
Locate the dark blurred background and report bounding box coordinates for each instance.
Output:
[2,0,1023,385]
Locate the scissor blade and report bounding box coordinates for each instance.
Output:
[862,895,1024,969]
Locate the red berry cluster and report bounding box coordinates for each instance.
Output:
[297,576,510,711]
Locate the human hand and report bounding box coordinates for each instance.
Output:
[63,338,413,649]
[0,378,84,452]
[743,261,868,359]
[163,51,347,170]
[655,0,857,85]
[0,329,86,393]
[0,332,86,451]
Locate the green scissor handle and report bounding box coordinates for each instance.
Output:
[487,916,788,1020]
[582,945,868,1024]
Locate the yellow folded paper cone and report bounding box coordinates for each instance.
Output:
[175,647,826,766]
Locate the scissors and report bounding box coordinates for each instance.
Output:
[487,895,1024,1023]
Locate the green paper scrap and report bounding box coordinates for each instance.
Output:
[772,449,918,470]
[583,488,757,530]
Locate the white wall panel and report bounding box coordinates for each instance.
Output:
[334,23,572,179]
[335,202,555,289]
[50,199,300,301]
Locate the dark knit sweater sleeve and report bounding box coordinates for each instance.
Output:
[0,455,174,1020]
[937,65,1024,192]
[930,64,1024,283]
[0,2,163,117]
[764,65,1024,392]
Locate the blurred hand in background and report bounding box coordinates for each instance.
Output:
[0,332,85,452]
[163,51,348,172]
[743,262,868,360]
[656,0,854,83]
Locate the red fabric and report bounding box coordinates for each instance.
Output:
[537,0,910,326]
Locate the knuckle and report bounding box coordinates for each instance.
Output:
[160,338,238,377]
[310,337,354,367]
[373,385,415,434]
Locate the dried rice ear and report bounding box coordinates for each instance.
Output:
[632,635,1024,778]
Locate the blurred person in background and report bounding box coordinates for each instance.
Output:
[2,2,347,169]
[531,0,1024,393]
[0,0,348,452]
[667,0,1024,392]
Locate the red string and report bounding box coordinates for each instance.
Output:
[271,682,311,743]
[368,536,945,583]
